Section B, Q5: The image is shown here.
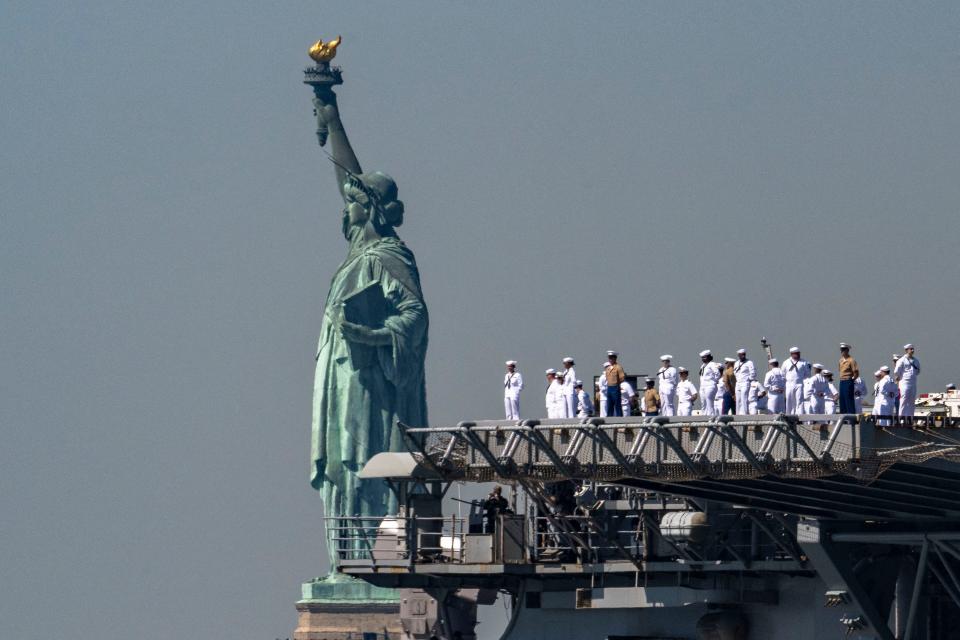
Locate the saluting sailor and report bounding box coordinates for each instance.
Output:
[561,357,578,419]
[698,350,722,416]
[763,358,786,414]
[823,370,839,415]
[733,349,755,415]
[872,368,897,426]
[853,376,867,414]
[675,367,698,416]
[503,360,523,420]
[545,369,566,419]
[782,347,811,415]
[598,362,611,417]
[894,344,921,418]
[657,355,679,416]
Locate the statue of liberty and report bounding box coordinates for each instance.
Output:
[305,40,428,572]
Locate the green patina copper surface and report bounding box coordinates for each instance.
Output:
[307,61,428,573]
[300,575,398,604]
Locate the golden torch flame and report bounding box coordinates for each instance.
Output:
[308,36,342,63]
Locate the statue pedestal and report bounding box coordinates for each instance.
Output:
[294,577,403,640]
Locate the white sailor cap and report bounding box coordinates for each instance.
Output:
[737,348,746,355]
[699,349,711,357]
[903,343,914,350]
[545,368,557,375]
[575,379,583,386]
[505,360,517,366]
[768,358,779,364]
[606,350,618,357]
[789,346,800,354]
[874,370,884,376]
[645,377,655,384]
[880,365,891,373]
[839,343,850,349]
[562,357,574,364]
[724,357,736,363]
[822,369,833,376]
[555,369,566,376]
[603,361,612,368]
[947,383,957,390]
[660,354,672,361]
[678,367,688,373]
[812,363,823,369]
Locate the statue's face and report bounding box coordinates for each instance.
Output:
[342,183,371,233]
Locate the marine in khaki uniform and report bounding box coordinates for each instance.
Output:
[837,343,859,414]
[642,377,661,416]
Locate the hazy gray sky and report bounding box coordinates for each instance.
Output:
[3,2,959,639]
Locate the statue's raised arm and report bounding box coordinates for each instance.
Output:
[313,95,361,200]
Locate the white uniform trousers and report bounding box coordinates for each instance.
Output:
[766,392,785,414]
[565,392,577,420]
[785,383,803,414]
[735,383,750,415]
[677,401,694,416]
[898,382,917,417]
[659,384,676,416]
[699,384,717,417]
[504,395,520,420]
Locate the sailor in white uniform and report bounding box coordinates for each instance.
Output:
[733,349,755,415]
[805,364,828,415]
[657,355,678,416]
[782,347,811,415]
[823,370,839,415]
[698,350,722,417]
[853,376,867,414]
[598,362,611,417]
[763,358,786,414]
[503,360,523,420]
[545,369,566,419]
[872,369,897,426]
[575,380,594,417]
[747,378,766,414]
[675,367,698,416]
[620,378,636,417]
[561,357,578,419]
[894,344,921,418]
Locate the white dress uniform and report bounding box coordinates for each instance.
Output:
[562,365,578,419]
[546,378,567,419]
[733,357,755,415]
[873,374,898,425]
[503,369,523,420]
[657,360,679,417]
[676,379,698,416]
[763,367,786,414]
[698,358,722,416]
[576,386,594,418]
[782,355,811,415]
[806,372,828,414]
[747,380,764,414]
[598,368,609,417]
[620,380,636,417]
[853,377,867,414]
[713,381,725,416]
[824,382,839,415]
[894,353,921,417]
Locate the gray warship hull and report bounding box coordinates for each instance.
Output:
[329,414,960,640]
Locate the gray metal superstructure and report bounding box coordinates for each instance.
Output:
[329,414,960,640]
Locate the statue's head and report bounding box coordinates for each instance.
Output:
[342,171,405,238]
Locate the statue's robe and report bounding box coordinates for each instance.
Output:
[311,236,428,565]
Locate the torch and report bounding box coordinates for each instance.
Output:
[303,36,343,146]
